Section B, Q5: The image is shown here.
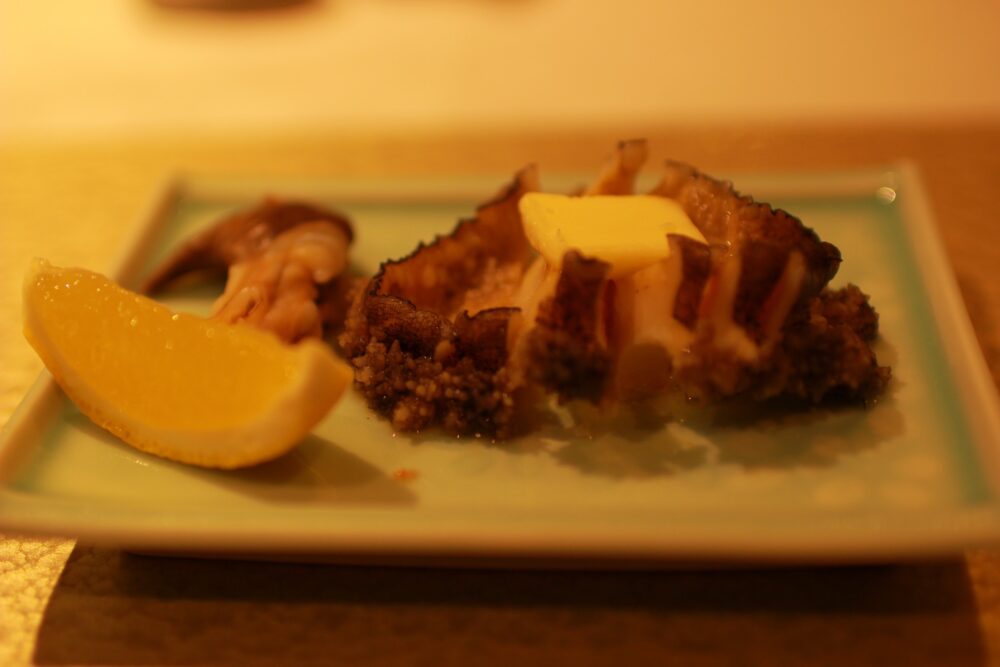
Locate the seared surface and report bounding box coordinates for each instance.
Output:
[341,142,890,437]
[339,169,539,436]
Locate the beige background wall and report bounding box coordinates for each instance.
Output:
[1,1,999,139]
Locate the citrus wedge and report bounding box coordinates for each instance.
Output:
[22,259,353,469]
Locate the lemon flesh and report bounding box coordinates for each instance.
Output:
[22,259,352,469]
[519,193,706,276]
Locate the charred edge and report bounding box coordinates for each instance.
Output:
[370,219,474,284]
[670,235,712,329]
[342,276,522,436]
[656,160,842,295]
[361,290,522,366]
[365,165,536,305]
[340,166,539,436]
[764,286,891,403]
[454,307,519,373]
[364,292,451,358]
[818,284,881,342]
[732,239,792,335]
[659,159,781,220]
[527,251,612,402]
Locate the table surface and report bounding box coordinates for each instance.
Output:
[2,124,1000,666]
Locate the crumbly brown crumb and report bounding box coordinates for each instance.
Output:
[763,284,890,402]
[523,251,611,403]
[347,337,516,436]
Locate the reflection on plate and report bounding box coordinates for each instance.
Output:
[2,166,999,566]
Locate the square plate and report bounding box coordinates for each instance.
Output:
[2,165,1000,566]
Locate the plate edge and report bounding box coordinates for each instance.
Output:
[4,166,1000,563]
[895,160,1000,495]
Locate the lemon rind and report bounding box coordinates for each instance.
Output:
[23,261,352,469]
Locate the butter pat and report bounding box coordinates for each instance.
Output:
[519,193,706,276]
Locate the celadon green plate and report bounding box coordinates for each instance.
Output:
[2,165,1000,566]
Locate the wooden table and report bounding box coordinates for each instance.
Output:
[2,124,999,665]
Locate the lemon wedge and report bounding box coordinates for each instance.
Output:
[22,259,352,469]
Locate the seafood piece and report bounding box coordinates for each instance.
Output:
[341,140,890,437]
[340,168,539,436]
[641,161,884,401]
[143,198,354,343]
